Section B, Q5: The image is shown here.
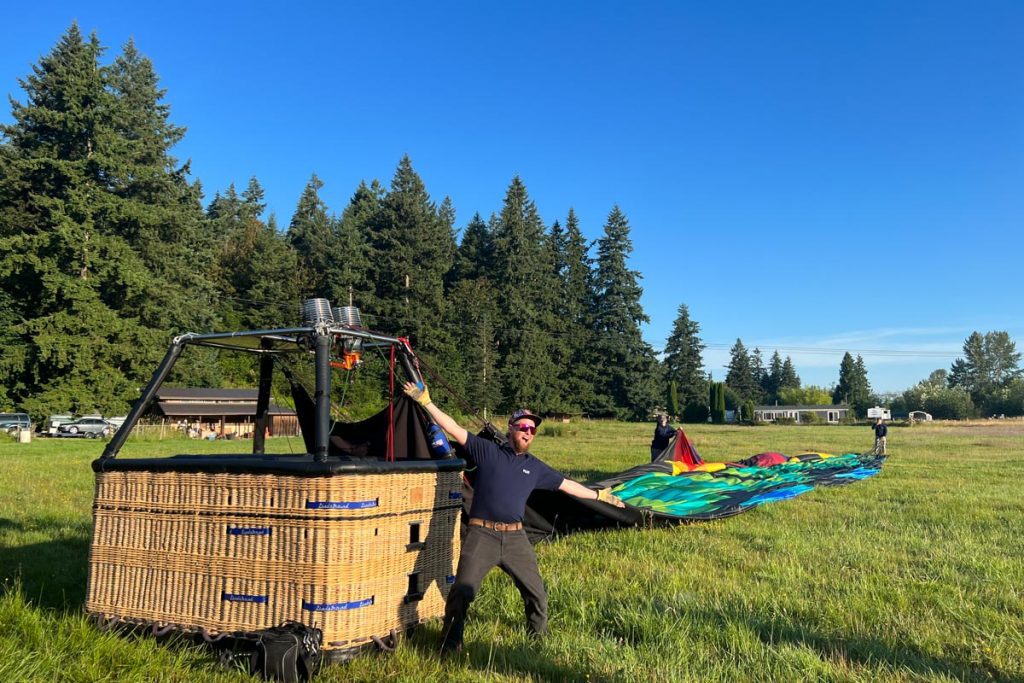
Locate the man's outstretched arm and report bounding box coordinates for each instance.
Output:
[403,381,469,446]
[558,478,625,508]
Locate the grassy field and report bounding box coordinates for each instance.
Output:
[1,421,1021,682]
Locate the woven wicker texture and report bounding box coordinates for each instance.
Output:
[86,469,462,649]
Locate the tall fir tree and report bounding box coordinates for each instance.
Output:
[725,339,759,401]
[105,38,218,337]
[748,348,766,403]
[545,218,572,411]
[450,212,494,285]
[764,350,784,402]
[334,180,380,315]
[220,205,302,331]
[559,208,597,411]
[589,205,660,418]
[662,303,707,408]
[491,176,560,412]
[833,352,871,415]
[0,26,203,416]
[780,356,801,391]
[287,173,343,301]
[443,278,503,417]
[368,156,455,365]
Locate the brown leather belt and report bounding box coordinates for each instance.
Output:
[469,518,523,532]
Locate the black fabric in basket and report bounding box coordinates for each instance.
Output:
[290,383,434,460]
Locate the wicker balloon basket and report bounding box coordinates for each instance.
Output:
[86,462,463,659]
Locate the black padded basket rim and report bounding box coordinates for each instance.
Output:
[92,454,466,476]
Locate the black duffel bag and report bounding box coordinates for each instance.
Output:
[253,621,322,682]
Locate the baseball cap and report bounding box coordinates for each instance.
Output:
[508,408,543,428]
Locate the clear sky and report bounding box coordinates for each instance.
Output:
[4,1,1022,393]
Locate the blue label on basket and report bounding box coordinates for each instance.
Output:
[448,491,463,500]
[228,527,272,536]
[445,575,456,584]
[302,597,374,611]
[222,593,267,604]
[306,499,378,509]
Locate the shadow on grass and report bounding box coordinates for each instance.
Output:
[0,517,90,610]
[729,608,1012,682]
[405,622,598,681]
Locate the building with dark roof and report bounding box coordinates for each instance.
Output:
[148,387,299,437]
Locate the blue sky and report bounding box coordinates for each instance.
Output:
[4,2,1022,393]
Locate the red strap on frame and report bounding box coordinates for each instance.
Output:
[387,344,396,462]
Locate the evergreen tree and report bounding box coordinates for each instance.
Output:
[547,208,597,412]
[763,350,784,402]
[546,218,571,412]
[949,331,1023,413]
[589,205,660,418]
[780,356,801,391]
[221,211,302,330]
[668,380,680,419]
[450,212,494,285]
[710,382,727,424]
[438,195,457,265]
[749,347,766,403]
[0,26,198,416]
[444,278,503,417]
[287,173,342,300]
[662,303,707,408]
[369,156,455,364]
[104,38,218,338]
[725,339,759,401]
[561,208,598,411]
[833,352,871,415]
[241,176,267,218]
[334,180,380,315]
[491,176,559,412]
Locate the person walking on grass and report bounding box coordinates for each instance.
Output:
[871,417,888,455]
[403,380,625,655]
[650,413,675,461]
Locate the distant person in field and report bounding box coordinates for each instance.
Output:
[651,413,675,461]
[871,418,888,455]
[403,380,624,655]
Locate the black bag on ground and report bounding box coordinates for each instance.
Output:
[253,621,322,682]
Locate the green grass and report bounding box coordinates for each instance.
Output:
[1,422,1022,682]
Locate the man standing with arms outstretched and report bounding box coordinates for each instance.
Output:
[403,381,624,654]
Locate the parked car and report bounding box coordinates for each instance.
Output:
[44,414,75,434]
[58,417,114,438]
[0,412,31,435]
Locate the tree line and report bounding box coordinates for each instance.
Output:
[0,26,666,421]
[2,26,1021,423]
[891,332,1024,419]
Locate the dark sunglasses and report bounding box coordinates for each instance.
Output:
[512,422,537,434]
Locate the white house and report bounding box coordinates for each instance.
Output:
[754,405,850,424]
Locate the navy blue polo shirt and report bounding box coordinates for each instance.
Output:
[463,432,564,523]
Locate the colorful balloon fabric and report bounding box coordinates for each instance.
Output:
[499,428,886,541]
[613,451,885,521]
